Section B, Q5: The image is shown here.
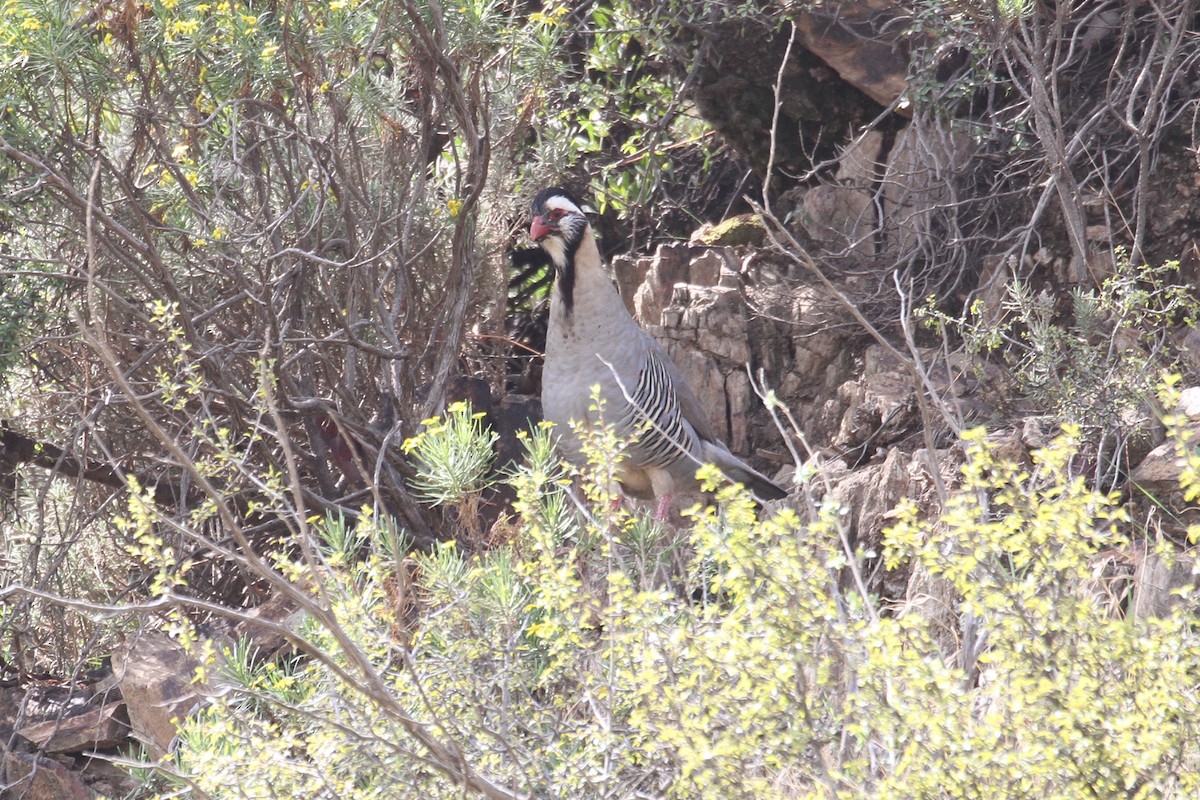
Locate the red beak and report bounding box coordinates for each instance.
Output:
[530,215,554,242]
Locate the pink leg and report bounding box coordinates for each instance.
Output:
[654,492,673,522]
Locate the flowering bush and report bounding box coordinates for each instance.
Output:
[156,414,1200,799]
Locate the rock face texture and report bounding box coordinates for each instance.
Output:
[784,123,976,264]
[15,701,129,753]
[611,242,988,471]
[794,2,912,109]
[0,597,308,795]
[687,11,901,183]
[2,751,95,800]
[612,243,863,472]
[1,678,136,798]
[112,632,206,759]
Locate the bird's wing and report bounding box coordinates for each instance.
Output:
[598,330,701,465]
[642,335,788,501]
[642,333,719,444]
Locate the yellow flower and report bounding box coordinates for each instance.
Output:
[447,198,463,217]
[167,18,200,36]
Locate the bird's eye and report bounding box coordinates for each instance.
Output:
[549,208,566,220]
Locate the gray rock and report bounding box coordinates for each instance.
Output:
[16,701,129,754]
[1132,551,1198,618]
[2,751,92,800]
[112,632,205,759]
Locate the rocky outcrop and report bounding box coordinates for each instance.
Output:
[609,237,1200,611]
[610,242,957,580]
[0,596,307,796]
[685,8,900,183]
[786,122,976,261]
[111,632,206,759]
[1129,387,1200,494]
[794,2,912,109]
[1,680,137,798]
[613,243,866,470]
[15,701,129,753]
[612,242,1009,471]
[3,751,95,800]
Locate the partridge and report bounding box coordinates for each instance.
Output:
[530,186,788,509]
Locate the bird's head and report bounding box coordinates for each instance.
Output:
[530,187,589,267]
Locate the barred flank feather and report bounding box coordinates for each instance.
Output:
[615,351,698,469]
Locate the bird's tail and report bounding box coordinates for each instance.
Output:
[701,441,790,502]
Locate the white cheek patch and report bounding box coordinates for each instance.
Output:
[542,235,568,267]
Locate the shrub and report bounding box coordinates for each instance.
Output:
[923,256,1197,489]
[146,411,1200,799]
